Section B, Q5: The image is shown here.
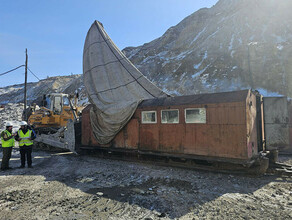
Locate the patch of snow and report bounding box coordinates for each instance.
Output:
[205,28,220,41]
[248,42,258,46]
[230,51,235,57]
[229,34,235,51]
[203,51,208,59]
[127,48,140,60]
[238,37,242,45]
[173,63,182,73]
[193,51,208,69]
[256,88,284,97]
[277,44,284,50]
[157,51,168,59]
[222,193,243,200]
[160,50,192,66]
[190,27,206,45]
[175,51,192,60]
[201,72,210,85]
[180,72,187,81]
[0,85,23,96]
[162,60,170,67]
[170,90,181,96]
[217,12,238,24]
[141,52,169,64]
[192,64,210,79]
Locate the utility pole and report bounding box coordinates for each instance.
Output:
[24,48,28,121]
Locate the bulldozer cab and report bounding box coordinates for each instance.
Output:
[43,93,71,115]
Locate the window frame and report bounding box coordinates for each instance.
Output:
[63,96,70,106]
[141,111,157,124]
[161,109,179,124]
[53,95,63,114]
[184,108,206,124]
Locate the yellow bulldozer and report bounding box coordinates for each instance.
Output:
[24,93,84,152]
[27,93,83,134]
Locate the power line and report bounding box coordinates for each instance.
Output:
[27,66,53,97]
[27,67,41,81]
[0,60,53,99]
[0,65,25,76]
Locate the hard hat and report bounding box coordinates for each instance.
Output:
[20,121,28,126]
[5,122,13,127]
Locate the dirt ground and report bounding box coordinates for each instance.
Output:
[0,148,291,220]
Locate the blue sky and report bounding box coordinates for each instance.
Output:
[0,0,218,87]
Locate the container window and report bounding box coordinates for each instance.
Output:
[161,109,179,124]
[141,111,157,124]
[185,108,206,123]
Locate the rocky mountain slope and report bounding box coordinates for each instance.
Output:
[1,0,291,105]
[0,75,87,105]
[123,0,292,96]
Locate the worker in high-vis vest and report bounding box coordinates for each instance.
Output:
[15,121,36,168]
[1,122,16,171]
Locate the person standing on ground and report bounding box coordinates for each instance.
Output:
[15,121,36,168]
[1,122,16,170]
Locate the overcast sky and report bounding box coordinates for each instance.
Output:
[0,0,218,87]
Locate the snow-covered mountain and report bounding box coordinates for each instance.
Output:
[1,0,291,105]
[123,0,292,96]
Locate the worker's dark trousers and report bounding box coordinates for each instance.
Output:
[1,147,12,170]
[19,145,32,167]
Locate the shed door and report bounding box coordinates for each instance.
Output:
[264,97,290,153]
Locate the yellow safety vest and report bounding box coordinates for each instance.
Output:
[1,130,15,148]
[18,130,33,146]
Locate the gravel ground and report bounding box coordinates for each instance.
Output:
[0,148,291,220]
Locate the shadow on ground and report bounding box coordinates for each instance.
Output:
[0,148,291,219]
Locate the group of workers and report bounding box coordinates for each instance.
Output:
[0,121,36,171]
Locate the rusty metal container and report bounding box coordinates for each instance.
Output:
[81,90,262,164]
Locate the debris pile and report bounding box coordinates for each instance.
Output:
[0,103,23,132]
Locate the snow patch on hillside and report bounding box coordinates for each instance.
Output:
[194,51,208,69]
[191,27,206,45]
[256,88,284,97]
[192,64,211,79]
[0,85,23,96]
